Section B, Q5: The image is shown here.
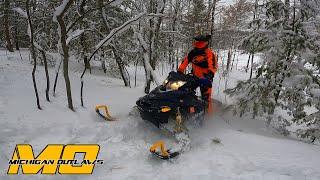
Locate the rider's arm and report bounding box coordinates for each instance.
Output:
[206,49,218,74]
[177,56,189,73]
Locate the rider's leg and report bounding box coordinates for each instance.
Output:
[200,86,213,114]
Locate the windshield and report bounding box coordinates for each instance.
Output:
[165,80,186,91]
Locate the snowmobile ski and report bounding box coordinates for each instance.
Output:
[95,105,116,121]
[151,150,180,160]
[149,140,179,160]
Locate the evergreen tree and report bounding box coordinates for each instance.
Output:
[225,0,320,142]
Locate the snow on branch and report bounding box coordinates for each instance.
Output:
[135,28,148,50]
[53,0,72,22]
[66,29,85,45]
[13,7,44,51]
[134,27,160,86]
[13,7,27,18]
[13,7,32,43]
[109,0,123,6]
[89,12,148,62]
[146,13,165,18]
[66,0,125,33]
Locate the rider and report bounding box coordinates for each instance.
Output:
[177,35,218,113]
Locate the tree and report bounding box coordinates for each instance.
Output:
[226,0,320,142]
[221,0,252,30]
[130,0,164,93]
[98,0,130,87]
[209,0,219,47]
[54,0,75,111]
[3,0,14,52]
[26,0,41,109]
[80,11,149,106]
[134,26,160,93]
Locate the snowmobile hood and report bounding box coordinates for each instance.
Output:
[135,71,206,128]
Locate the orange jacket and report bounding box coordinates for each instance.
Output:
[178,48,218,78]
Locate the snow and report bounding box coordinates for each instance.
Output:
[109,0,124,6]
[12,7,27,18]
[66,29,85,45]
[310,88,320,98]
[0,49,319,179]
[53,0,70,22]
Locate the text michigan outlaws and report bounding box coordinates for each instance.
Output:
[7,144,104,174]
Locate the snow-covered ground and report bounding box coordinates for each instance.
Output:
[0,49,319,180]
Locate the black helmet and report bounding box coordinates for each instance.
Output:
[194,35,212,42]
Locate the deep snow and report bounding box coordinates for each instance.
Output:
[0,49,319,180]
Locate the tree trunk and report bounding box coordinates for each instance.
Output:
[62,45,74,111]
[210,0,218,47]
[112,46,130,87]
[143,51,152,94]
[134,57,139,87]
[226,49,232,73]
[56,0,74,111]
[152,0,166,70]
[247,0,258,74]
[102,60,106,73]
[26,0,41,109]
[168,0,174,67]
[53,59,62,97]
[148,0,155,70]
[246,53,251,73]
[250,54,254,80]
[231,49,237,71]
[284,0,290,22]
[275,0,296,103]
[135,28,160,93]
[4,0,14,52]
[206,0,212,29]
[14,26,19,50]
[80,55,86,105]
[79,0,90,76]
[40,50,50,102]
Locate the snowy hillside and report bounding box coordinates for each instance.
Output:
[0,49,319,180]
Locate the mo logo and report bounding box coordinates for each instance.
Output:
[7,144,103,174]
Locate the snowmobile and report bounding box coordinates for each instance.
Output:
[136,71,207,159]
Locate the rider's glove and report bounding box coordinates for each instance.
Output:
[205,71,215,80]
